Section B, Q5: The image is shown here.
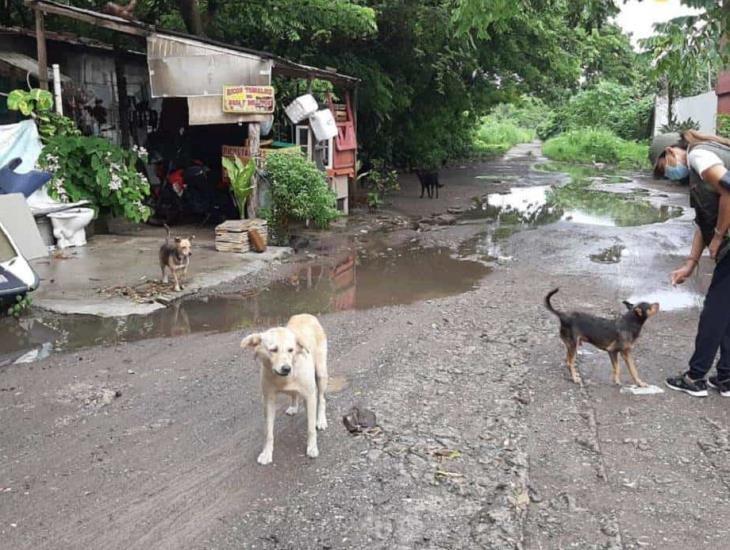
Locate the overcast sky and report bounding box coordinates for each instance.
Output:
[615,0,704,48]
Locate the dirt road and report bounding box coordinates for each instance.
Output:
[3,144,730,549]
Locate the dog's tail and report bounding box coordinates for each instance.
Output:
[544,288,566,321]
[163,223,171,243]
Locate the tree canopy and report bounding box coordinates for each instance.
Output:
[2,0,665,167]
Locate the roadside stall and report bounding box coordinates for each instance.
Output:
[24,0,359,228]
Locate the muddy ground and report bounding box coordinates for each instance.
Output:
[2,143,730,549]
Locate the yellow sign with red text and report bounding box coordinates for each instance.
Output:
[222,86,275,114]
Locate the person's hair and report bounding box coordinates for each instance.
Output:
[653,154,667,179]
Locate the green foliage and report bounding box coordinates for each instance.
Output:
[7,88,52,115]
[579,24,646,88]
[361,159,399,211]
[3,1,644,170]
[472,116,535,156]
[542,129,648,169]
[541,80,653,141]
[263,152,339,231]
[718,114,730,140]
[222,156,255,219]
[640,15,721,113]
[660,116,700,134]
[39,137,151,223]
[486,97,554,132]
[6,294,32,318]
[6,88,81,142]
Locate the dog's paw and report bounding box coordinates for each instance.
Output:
[285,405,299,416]
[636,380,649,388]
[306,445,319,459]
[257,449,273,465]
[316,416,328,430]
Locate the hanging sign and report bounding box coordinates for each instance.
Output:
[222,85,275,114]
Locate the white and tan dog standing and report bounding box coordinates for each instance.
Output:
[241,314,328,465]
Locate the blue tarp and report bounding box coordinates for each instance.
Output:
[0,120,42,174]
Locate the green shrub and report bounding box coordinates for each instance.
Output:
[487,96,555,132]
[39,136,151,223]
[360,159,399,211]
[543,81,653,141]
[718,114,730,139]
[542,128,648,168]
[471,117,535,157]
[6,88,80,142]
[264,152,339,232]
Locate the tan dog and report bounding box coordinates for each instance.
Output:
[241,314,328,465]
[159,224,192,292]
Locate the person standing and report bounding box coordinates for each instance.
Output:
[653,131,730,396]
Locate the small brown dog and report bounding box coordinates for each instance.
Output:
[159,224,192,292]
[545,288,659,387]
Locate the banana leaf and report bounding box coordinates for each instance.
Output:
[223,157,255,218]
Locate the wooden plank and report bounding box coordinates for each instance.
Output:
[27,1,149,37]
[247,122,261,218]
[34,9,48,90]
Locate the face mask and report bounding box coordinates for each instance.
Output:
[665,163,689,181]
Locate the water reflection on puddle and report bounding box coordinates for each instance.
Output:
[626,288,704,311]
[1,245,490,364]
[466,183,682,228]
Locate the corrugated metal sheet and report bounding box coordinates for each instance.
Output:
[0,51,71,82]
[187,96,273,126]
[147,34,272,98]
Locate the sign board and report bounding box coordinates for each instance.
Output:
[222,86,275,114]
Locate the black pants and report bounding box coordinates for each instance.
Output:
[688,255,730,380]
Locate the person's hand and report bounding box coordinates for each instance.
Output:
[671,261,696,286]
[710,234,724,259]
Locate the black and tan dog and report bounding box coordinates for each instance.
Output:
[545,288,659,387]
[159,224,193,292]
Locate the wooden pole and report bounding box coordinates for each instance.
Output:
[114,46,131,148]
[247,122,261,218]
[34,9,49,91]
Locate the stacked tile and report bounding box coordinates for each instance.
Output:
[215,219,268,253]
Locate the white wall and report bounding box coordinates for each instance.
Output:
[653,91,717,136]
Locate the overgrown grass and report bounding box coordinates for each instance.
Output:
[472,117,535,156]
[542,128,648,169]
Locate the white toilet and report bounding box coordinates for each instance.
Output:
[47,207,95,249]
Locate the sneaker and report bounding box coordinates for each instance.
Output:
[665,373,708,397]
[707,376,730,397]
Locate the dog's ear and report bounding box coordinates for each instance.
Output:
[189,235,196,241]
[296,338,310,356]
[174,237,181,243]
[240,333,262,349]
[633,306,645,319]
[622,300,634,311]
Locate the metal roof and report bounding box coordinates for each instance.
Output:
[0,25,144,56]
[25,0,359,87]
[0,50,71,81]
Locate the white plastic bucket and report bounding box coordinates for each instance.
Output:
[285,94,318,124]
[309,109,338,141]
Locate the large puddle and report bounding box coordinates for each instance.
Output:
[465,179,682,228]
[0,245,490,365]
[0,159,695,365]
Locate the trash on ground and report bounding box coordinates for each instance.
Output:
[620,384,664,395]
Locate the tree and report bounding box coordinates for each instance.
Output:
[640,15,722,120]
